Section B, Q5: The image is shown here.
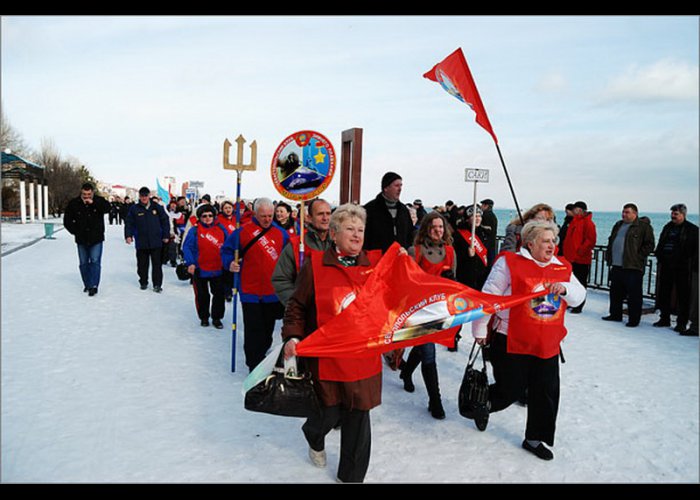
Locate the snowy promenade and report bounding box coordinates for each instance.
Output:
[1,222,698,483]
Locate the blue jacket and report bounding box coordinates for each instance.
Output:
[182,221,229,278]
[125,202,170,249]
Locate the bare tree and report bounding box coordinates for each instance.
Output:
[1,106,32,157]
[41,139,83,216]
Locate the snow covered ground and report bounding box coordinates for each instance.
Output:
[1,221,698,483]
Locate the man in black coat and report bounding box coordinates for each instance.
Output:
[363,171,414,253]
[124,187,171,292]
[480,198,499,265]
[63,182,111,296]
[653,203,699,333]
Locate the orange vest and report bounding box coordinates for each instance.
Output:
[289,233,322,271]
[311,250,383,382]
[502,252,572,359]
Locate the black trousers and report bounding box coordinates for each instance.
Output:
[488,332,560,446]
[608,266,643,324]
[657,260,691,327]
[193,274,225,321]
[241,301,284,371]
[570,263,590,311]
[136,247,163,287]
[303,405,372,483]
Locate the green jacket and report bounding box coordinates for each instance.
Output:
[605,218,655,272]
[271,225,333,306]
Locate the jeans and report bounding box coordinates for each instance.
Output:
[77,242,103,289]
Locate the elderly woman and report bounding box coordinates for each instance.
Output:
[282,203,383,483]
[469,220,585,460]
[500,203,556,253]
[182,204,230,328]
[400,211,457,419]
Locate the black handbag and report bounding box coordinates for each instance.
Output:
[458,341,490,430]
[244,352,321,419]
[175,262,191,281]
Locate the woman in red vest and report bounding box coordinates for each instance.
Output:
[282,203,384,483]
[400,211,456,419]
[470,220,586,461]
[182,204,230,329]
[216,201,237,301]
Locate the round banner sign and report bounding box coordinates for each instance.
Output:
[271,130,336,201]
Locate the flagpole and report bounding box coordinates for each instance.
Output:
[494,142,525,226]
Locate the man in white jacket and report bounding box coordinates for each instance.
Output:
[470,220,586,461]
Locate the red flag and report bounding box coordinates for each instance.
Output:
[423,48,498,144]
[295,243,545,359]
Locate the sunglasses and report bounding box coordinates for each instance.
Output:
[200,213,214,218]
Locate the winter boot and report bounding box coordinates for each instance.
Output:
[399,348,421,393]
[422,362,445,420]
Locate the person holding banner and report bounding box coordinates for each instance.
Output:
[401,211,457,419]
[470,220,586,460]
[281,203,384,483]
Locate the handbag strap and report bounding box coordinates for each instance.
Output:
[467,340,486,372]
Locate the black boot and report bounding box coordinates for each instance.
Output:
[400,348,420,393]
[422,362,445,420]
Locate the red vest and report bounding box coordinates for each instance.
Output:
[196,223,227,272]
[216,213,237,234]
[311,250,383,382]
[414,244,460,348]
[414,244,455,275]
[502,252,572,359]
[289,233,323,271]
[239,222,286,297]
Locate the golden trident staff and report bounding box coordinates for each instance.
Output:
[224,134,257,373]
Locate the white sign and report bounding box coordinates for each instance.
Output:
[188,180,204,188]
[464,168,490,183]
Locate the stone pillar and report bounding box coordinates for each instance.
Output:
[36,182,43,221]
[19,180,27,224]
[29,181,35,222]
[43,185,49,218]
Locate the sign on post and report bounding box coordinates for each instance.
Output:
[464,168,490,249]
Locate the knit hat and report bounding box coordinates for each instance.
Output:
[381,171,402,189]
[573,201,587,211]
[197,204,218,219]
[466,205,483,218]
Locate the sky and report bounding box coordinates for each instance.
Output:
[2,15,698,213]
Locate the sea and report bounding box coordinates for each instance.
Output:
[491,208,699,246]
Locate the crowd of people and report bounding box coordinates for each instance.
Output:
[62,176,698,482]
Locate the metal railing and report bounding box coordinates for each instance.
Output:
[494,237,657,300]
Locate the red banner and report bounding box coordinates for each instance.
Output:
[295,243,545,359]
[423,48,498,144]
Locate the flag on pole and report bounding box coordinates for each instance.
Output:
[295,243,545,359]
[156,178,170,205]
[423,48,498,144]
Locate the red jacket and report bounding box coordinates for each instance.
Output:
[562,212,596,265]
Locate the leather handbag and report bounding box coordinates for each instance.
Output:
[244,352,321,419]
[458,341,490,430]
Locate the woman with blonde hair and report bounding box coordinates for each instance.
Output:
[282,203,383,482]
[469,220,585,460]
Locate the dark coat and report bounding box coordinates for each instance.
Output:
[605,218,655,272]
[124,201,170,249]
[363,193,414,253]
[453,223,492,290]
[655,219,698,270]
[63,195,111,246]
